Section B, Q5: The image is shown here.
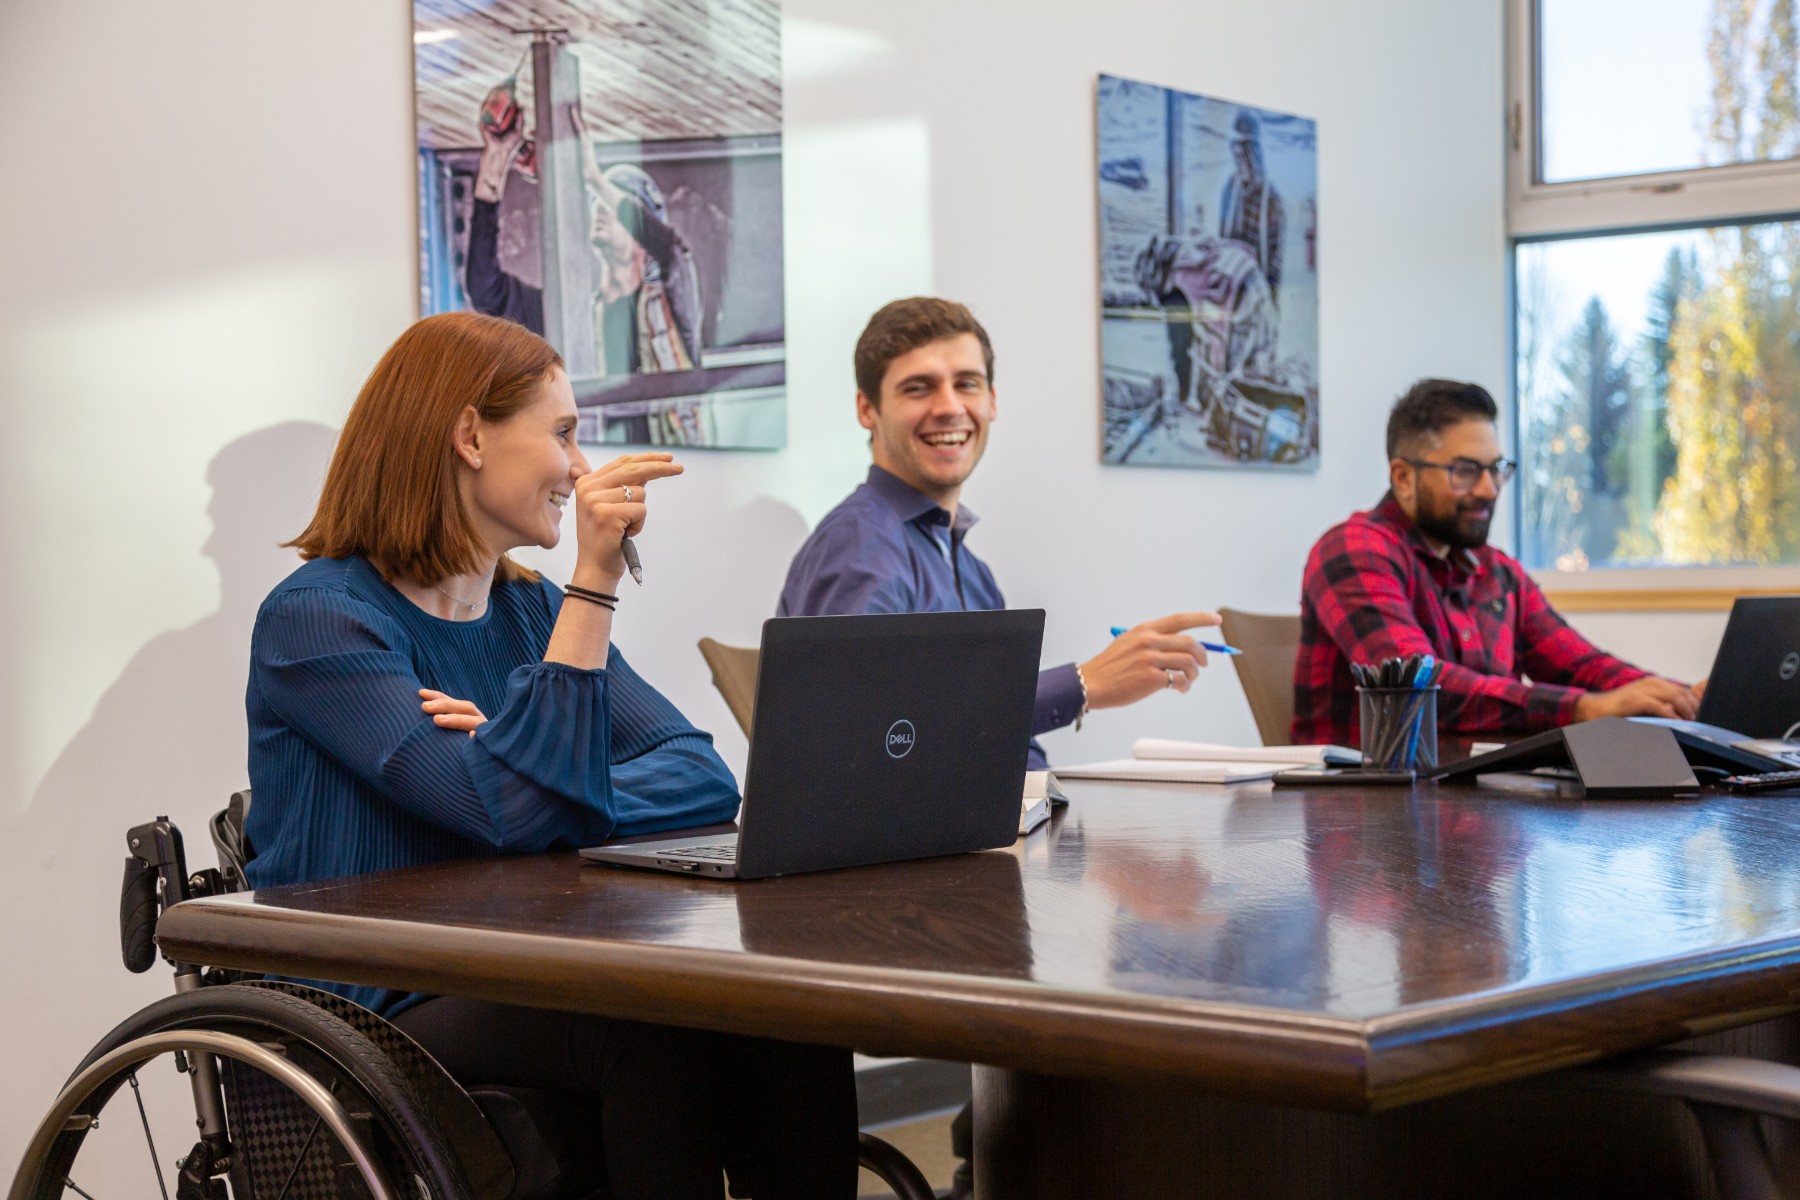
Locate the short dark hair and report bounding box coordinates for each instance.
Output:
[1385,378,1498,459]
[854,297,995,404]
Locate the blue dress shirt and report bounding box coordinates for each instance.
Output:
[778,466,1083,768]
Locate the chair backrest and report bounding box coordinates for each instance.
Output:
[697,638,760,737]
[1217,608,1302,746]
[210,789,253,892]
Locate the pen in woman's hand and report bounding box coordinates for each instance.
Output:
[622,536,643,585]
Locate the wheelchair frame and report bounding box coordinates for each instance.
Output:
[8,799,937,1200]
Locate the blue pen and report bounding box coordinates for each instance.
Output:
[1110,626,1242,655]
[1399,655,1438,767]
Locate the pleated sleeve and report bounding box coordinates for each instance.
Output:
[252,586,739,851]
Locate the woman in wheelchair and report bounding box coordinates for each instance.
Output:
[242,310,857,1199]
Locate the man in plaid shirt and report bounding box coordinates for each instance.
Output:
[1293,379,1699,747]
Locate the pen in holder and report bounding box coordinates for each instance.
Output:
[1357,686,1440,771]
[1351,655,1445,771]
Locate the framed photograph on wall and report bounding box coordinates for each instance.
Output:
[415,0,786,448]
[1098,74,1318,469]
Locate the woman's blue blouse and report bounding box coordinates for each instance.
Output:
[244,555,739,1015]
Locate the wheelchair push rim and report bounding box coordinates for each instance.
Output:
[8,1029,397,1200]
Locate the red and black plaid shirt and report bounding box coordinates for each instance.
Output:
[1291,493,1647,747]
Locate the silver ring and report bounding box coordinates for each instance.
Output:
[1166,670,1177,689]
[622,485,634,502]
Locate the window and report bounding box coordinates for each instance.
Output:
[1509,0,1800,595]
[1538,0,1800,182]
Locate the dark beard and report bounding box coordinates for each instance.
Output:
[1414,502,1491,550]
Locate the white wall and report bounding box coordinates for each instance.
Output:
[1571,610,1728,684]
[0,0,1545,1165]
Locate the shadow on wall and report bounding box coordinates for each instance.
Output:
[31,421,338,840]
[6,422,335,1158]
[658,493,812,642]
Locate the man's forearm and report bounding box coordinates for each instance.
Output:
[1438,666,1584,734]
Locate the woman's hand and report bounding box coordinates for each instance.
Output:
[420,689,487,736]
[570,452,686,588]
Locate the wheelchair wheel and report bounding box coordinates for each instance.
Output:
[12,984,474,1200]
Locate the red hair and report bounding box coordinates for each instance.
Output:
[288,312,562,585]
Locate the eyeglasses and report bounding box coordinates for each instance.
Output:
[1402,457,1516,491]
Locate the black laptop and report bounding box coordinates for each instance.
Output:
[1695,596,1800,740]
[580,609,1044,880]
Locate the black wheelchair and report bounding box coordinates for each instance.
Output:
[8,796,935,1200]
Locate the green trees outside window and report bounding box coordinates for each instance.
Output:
[1517,0,1800,570]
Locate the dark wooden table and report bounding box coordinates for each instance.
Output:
[157,775,1800,1199]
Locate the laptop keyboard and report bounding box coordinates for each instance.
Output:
[666,844,739,861]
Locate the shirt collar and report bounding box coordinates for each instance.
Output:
[1368,490,1485,577]
[866,464,979,534]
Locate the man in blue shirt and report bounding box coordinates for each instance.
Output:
[779,296,1219,768]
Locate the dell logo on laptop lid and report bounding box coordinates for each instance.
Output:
[1781,651,1799,681]
[886,720,916,758]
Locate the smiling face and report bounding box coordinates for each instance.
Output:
[461,367,589,558]
[856,333,997,509]
[1393,418,1502,550]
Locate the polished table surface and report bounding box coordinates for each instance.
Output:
[156,775,1800,1113]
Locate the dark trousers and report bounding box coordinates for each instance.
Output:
[393,996,858,1200]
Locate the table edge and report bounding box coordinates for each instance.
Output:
[159,893,1800,1112]
[157,894,1375,1108]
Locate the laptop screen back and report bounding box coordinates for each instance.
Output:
[1697,596,1800,739]
[735,609,1044,879]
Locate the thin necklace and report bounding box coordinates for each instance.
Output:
[433,582,487,614]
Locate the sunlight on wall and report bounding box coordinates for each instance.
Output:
[778,116,935,526]
[783,17,895,82]
[5,260,404,813]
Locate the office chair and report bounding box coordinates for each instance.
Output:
[1216,608,1302,745]
[8,794,936,1200]
[697,637,760,736]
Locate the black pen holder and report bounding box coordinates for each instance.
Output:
[1358,686,1439,771]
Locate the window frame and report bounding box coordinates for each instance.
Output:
[1505,0,1800,607]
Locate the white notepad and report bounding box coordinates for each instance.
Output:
[1130,739,1361,766]
[1052,758,1279,784]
